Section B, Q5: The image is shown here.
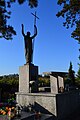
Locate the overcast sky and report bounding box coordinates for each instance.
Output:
[0,0,79,75]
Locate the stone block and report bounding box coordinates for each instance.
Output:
[19,65,29,93]
[58,76,64,89]
[58,76,64,92]
[50,75,58,94]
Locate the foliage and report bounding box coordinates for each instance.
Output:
[0,74,50,100]
[0,74,19,101]
[0,0,16,40]
[68,61,75,85]
[0,74,50,92]
[75,67,80,86]
[38,76,50,87]
[76,67,80,80]
[56,0,80,42]
[75,67,80,89]
[28,0,38,8]
[0,0,38,40]
[0,74,19,86]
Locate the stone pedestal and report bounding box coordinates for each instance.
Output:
[19,64,38,93]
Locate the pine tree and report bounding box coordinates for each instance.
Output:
[76,67,80,80]
[68,62,75,85]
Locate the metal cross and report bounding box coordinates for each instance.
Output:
[31,11,39,63]
[31,11,39,26]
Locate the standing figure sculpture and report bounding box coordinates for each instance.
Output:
[21,24,37,64]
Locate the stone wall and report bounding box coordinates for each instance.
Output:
[56,91,80,119]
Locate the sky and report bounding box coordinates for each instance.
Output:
[0,0,79,76]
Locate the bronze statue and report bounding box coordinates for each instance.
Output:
[21,24,37,64]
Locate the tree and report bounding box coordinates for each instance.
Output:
[56,0,80,42]
[0,0,16,40]
[75,67,80,88]
[0,74,19,101]
[38,76,50,87]
[76,67,80,81]
[68,61,75,85]
[0,0,38,40]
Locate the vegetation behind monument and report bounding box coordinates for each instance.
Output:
[0,74,50,101]
[0,70,80,101]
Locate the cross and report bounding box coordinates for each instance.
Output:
[31,11,39,26]
[31,11,39,63]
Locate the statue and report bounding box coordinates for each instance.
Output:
[21,24,37,64]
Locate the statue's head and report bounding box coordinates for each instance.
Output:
[27,32,30,36]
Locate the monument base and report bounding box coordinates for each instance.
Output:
[16,91,80,120]
[16,92,57,115]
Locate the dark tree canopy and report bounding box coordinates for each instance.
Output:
[0,0,38,40]
[68,61,75,85]
[0,0,16,40]
[56,0,80,42]
[76,67,80,80]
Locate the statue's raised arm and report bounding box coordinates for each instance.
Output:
[21,24,25,36]
[31,25,37,39]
